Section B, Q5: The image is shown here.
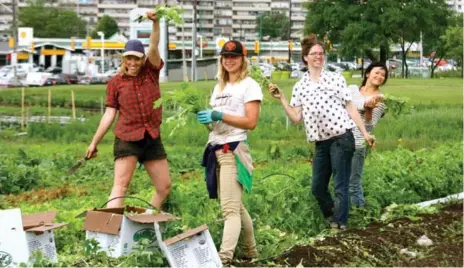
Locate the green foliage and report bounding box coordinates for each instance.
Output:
[0,149,41,194]
[256,12,290,40]
[382,94,411,117]
[250,65,271,91]
[304,0,451,62]
[91,15,119,39]
[18,0,87,38]
[134,4,184,26]
[434,70,463,78]
[164,82,209,136]
[444,26,463,67]
[380,203,439,222]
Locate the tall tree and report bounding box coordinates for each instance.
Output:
[18,0,87,38]
[303,0,451,67]
[424,13,462,78]
[381,0,450,78]
[91,15,119,39]
[256,12,290,40]
[443,14,463,76]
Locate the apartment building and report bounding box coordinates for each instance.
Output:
[0,0,305,41]
[446,0,464,12]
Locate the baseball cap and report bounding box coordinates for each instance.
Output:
[219,40,247,56]
[123,39,145,58]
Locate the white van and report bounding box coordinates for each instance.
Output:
[25,72,53,87]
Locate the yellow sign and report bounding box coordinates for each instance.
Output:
[82,41,125,49]
[86,36,92,49]
[168,43,177,50]
[288,40,293,51]
[40,49,66,56]
[30,41,35,51]
[8,37,14,48]
[70,39,75,50]
[254,40,260,54]
[18,52,29,60]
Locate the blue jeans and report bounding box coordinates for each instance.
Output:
[349,147,368,207]
[312,130,355,226]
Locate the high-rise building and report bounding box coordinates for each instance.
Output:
[446,0,464,12]
[0,0,306,40]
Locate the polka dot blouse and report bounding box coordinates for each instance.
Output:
[290,69,355,142]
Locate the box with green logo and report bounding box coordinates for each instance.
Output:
[0,209,67,267]
[83,206,178,258]
[162,224,222,268]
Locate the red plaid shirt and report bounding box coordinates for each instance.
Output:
[106,59,164,141]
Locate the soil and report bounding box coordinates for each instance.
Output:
[235,203,463,267]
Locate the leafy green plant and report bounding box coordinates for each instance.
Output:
[134,4,184,26]
[382,94,411,117]
[250,65,271,92]
[380,203,439,222]
[164,82,209,136]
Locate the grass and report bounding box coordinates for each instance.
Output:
[0,77,462,106]
[0,78,462,266]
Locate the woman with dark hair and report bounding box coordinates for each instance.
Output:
[269,34,375,230]
[349,62,388,207]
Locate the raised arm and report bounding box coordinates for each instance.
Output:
[146,12,161,68]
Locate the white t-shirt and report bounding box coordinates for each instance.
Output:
[208,77,263,145]
[290,69,355,142]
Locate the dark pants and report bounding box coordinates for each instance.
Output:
[312,130,355,226]
[113,132,167,164]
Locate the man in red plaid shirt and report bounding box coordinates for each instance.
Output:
[86,11,171,209]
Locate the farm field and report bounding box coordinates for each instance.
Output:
[0,77,462,267]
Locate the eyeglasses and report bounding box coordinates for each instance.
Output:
[308,52,325,56]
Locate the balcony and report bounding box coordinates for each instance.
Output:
[98,2,136,9]
[232,14,256,20]
[98,12,129,18]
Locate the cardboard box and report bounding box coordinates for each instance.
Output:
[162,224,222,268]
[0,209,66,267]
[83,206,178,258]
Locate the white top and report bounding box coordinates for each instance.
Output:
[290,70,355,142]
[208,77,263,145]
[349,85,386,149]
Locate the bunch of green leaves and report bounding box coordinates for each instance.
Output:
[165,82,209,136]
[134,4,184,26]
[382,94,411,117]
[250,65,271,91]
[380,203,438,222]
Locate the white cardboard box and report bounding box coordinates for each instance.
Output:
[162,224,222,268]
[0,209,66,267]
[83,206,178,258]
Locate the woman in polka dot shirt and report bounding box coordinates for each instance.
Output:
[269,34,375,230]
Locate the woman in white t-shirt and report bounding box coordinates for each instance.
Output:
[197,40,262,265]
[269,34,374,230]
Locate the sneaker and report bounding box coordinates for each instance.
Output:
[330,222,339,229]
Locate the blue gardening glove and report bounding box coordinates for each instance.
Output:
[197,110,223,124]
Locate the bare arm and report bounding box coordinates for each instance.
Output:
[86,107,117,158]
[345,101,374,146]
[146,12,161,68]
[269,84,302,124]
[221,101,260,130]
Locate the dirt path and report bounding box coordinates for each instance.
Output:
[237,203,463,267]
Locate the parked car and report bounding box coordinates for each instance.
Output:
[78,75,105,85]
[96,69,119,83]
[326,63,344,73]
[44,73,79,85]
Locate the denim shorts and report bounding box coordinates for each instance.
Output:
[113,132,167,163]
